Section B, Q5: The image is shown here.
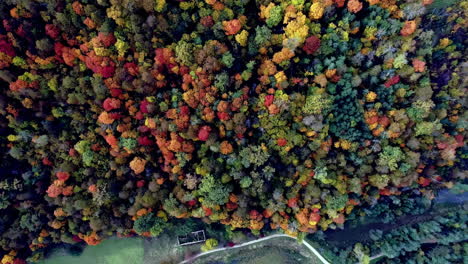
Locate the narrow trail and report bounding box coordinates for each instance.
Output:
[179,234,330,264]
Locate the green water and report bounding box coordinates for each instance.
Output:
[430,0,459,9]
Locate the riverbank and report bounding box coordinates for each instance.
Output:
[306,188,468,263]
[324,189,468,248]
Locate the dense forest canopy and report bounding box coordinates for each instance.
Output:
[0,0,466,262]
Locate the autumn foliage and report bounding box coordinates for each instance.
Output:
[0,0,466,263]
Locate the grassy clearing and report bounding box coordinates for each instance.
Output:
[41,233,328,264]
[192,237,323,264]
[40,234,204,264]
[39,237,144,264]
[143,233,202,263]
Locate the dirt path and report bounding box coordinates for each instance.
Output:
[179,234,330,264]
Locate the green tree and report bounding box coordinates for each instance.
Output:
[201,238,218,252]
[133,213,168,237]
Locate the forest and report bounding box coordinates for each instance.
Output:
[308,190,467,263]
[0,0,466,263]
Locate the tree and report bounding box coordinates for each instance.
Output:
[133,213,168,237]
[378,146,405,171]
[201,238,218,252]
